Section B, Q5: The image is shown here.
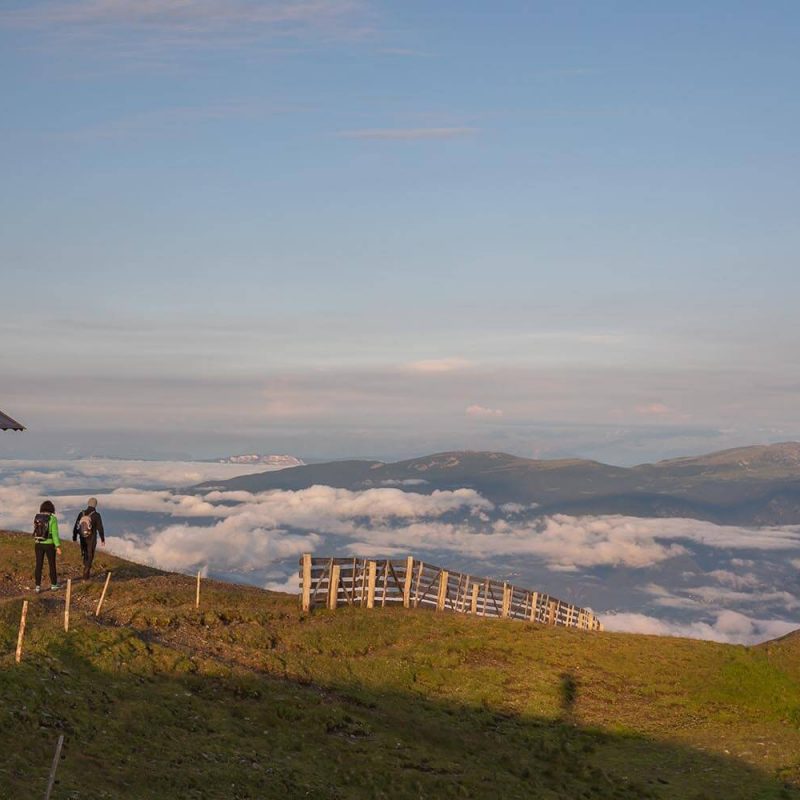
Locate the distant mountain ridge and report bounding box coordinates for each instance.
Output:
[196,443,800,526]
[215,454,304,468]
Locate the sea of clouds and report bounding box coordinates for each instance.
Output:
[1,459,798,646]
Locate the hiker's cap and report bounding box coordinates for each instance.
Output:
[87,497,98,508]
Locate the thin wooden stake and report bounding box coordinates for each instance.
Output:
[64,579,72,632]
[195,569,201,609]
[328,564,340,610]
[95,572,112,617]
[15,600,28,664]
[301,553,312,612]
[44,734,64,800]
[470,582,479,614]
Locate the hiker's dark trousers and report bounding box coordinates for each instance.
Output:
[34,543,57,587]
[80,532,98,579]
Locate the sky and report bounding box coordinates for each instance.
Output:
[1,1,799,462]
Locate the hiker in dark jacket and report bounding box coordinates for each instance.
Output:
[72,497,105,579]
[34,500,61,593]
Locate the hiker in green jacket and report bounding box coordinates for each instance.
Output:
[33,500,61,593]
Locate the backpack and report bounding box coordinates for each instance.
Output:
[78,511,94,538]
[33,513,51,543]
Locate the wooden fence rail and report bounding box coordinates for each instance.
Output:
[298,554,602,632]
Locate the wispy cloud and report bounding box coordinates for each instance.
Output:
[2,0,366,30]
[466,404,503,419]
[1,0,373,50]
[634,402,672,417]
[337,127,477,141]
[57,102,282,142]
[406,358,472,374]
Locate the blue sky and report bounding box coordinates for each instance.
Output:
[1,1,799,462]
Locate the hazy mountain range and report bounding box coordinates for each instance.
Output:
[198,443,800,526]
[214,454,304,467]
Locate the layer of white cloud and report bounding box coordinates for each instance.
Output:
[643,582,800,612]
[604,610,798,645]
[111,523,320,573]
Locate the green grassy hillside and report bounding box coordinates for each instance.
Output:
[1,530,799,799]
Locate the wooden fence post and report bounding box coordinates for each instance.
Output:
[529,591,539,623]
[482,580,489,616]
[359,558,368,607]
[95,572,112,617]
[44,733,64,800]
[366,561,377,609]
[195,570,201,610]
[301,554,312,612]
[403,556,413,608]
[348,557,356,605]
[64,579,72,632]
[470,582,479,614]
[328,564,340,610]
[501,582,510,618]
[436,570,449,611]
[460,575,471,612]
[413,561,424,608]
[15,600,28,664]
[380,560,389,607]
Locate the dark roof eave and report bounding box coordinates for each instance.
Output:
[0,410,25,431]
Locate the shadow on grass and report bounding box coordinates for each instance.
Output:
[0,633,798,800]
[560,671,578,719]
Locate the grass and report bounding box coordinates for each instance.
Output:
[1,530,799,799]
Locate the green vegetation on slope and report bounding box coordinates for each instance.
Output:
[1,531,799,799]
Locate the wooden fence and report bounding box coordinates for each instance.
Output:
[299,554,602,632]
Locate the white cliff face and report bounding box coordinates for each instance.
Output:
[217,454,305,468]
